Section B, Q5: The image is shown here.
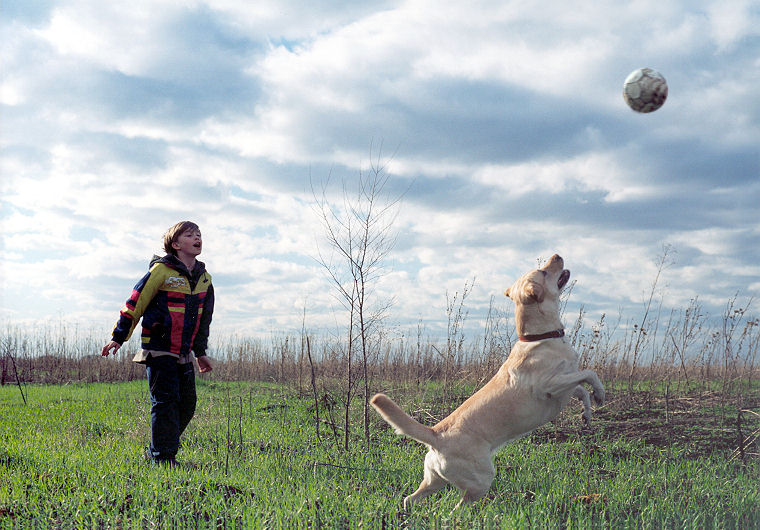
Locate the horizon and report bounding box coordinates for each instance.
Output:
[2,1,759,343]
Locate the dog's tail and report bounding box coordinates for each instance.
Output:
[370,393,439,447]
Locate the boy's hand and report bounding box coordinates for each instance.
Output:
[101,341,121,357]
[197,356,213,373]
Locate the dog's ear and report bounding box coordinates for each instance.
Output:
[505,280,544,304]
[525,281,545,304]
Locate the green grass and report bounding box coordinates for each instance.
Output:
[1,381,758,528]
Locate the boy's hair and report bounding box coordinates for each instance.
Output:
[163,221,200,255]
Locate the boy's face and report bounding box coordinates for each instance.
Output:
[172,228,202,257]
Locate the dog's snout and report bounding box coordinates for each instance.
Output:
[541,254,564,271]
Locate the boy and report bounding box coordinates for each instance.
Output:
[102,221,214,466]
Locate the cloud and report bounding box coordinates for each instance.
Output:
[706,0,760,51]
[1,0,759,344]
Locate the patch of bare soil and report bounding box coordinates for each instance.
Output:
[532,389,760,459]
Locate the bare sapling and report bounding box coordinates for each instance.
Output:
[312,147,403,447]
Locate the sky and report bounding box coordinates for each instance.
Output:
[1,0,759,347]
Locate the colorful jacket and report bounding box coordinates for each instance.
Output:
[111,254,214,357]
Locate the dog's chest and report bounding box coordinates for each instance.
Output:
[503,343,578,384]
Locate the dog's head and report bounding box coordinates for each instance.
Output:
[504,254,570,306]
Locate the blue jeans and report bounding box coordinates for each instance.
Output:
[145,356,196,462]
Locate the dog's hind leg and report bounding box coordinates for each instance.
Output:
[573,385,592,425]
[403,449,449,509]
[450,451,495,509]
[454,485,491,509]
[404,471,446,509]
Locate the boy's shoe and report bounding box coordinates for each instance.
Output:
[153,458,179,468]
[144,446,178,467]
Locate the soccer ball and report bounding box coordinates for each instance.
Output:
[622,68,668,113]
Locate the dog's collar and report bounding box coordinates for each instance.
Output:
[519,329,565,342]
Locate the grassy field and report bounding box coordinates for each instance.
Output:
[1,379,758,528]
